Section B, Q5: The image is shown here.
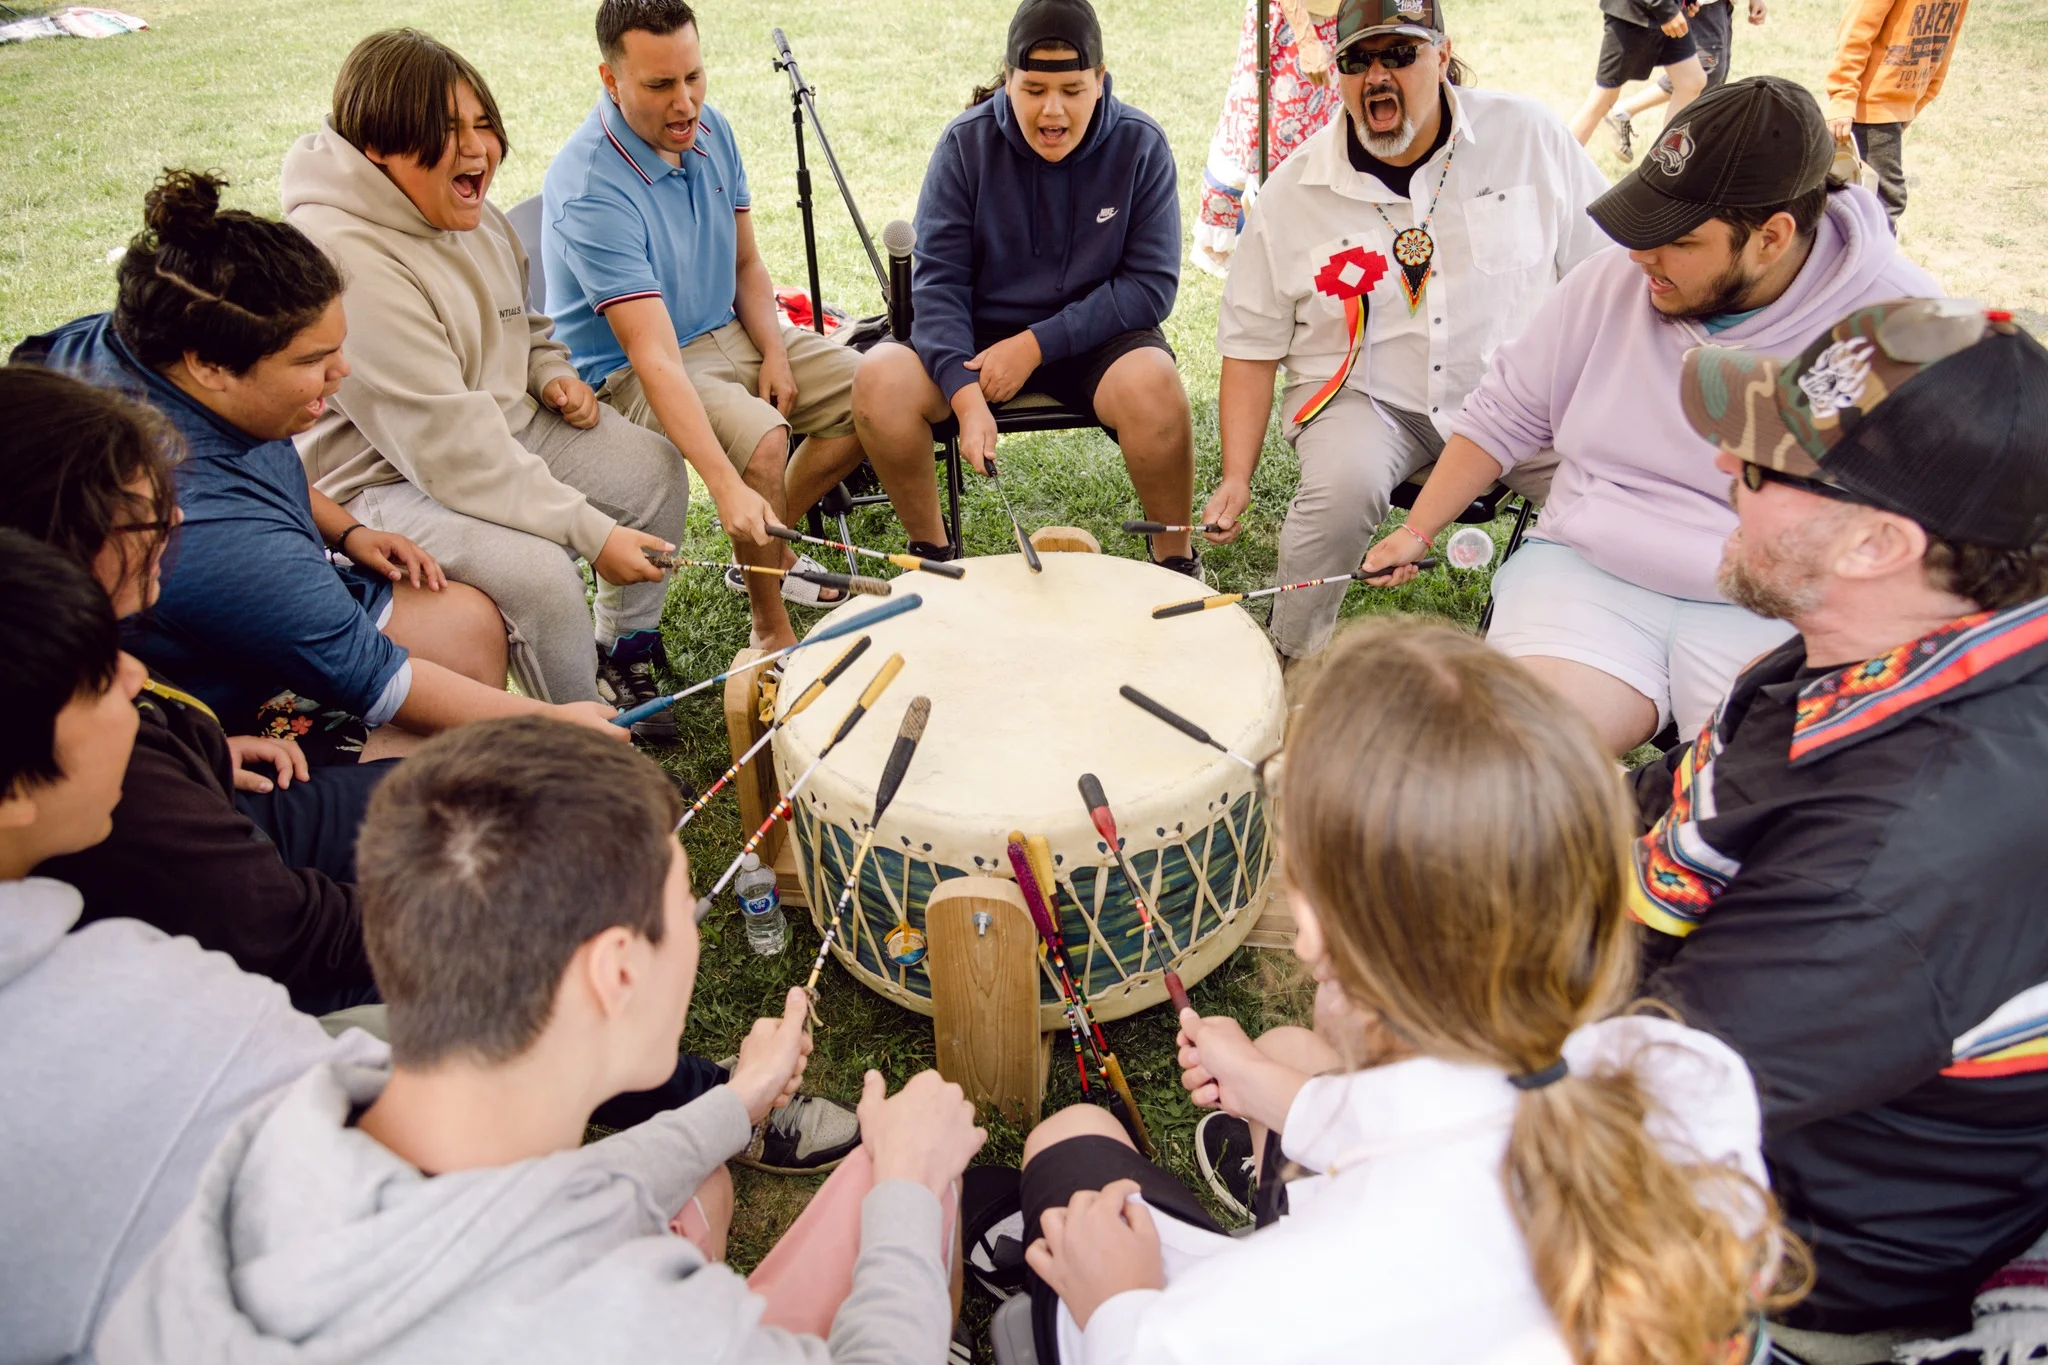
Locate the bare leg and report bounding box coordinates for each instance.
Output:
[852,342,952,546]
[1662,56,1707,120]
[382,579,508,687]
[670,1162,735,1262]
[1516,655,1659,756]
[739,428,799,651]
[359,725,431,761]
[1092,348,1195,563]
[1569,85,1623,144]
[784,433,867,529]
[1023,1102,1135,1166]
[1619,83,1671,120]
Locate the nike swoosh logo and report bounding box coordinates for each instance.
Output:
[1096,207,1118,223]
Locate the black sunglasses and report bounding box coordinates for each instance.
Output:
[1740,462,1860,503]
[1336,42,1425,74]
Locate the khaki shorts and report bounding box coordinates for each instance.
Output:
[600,318,858,475]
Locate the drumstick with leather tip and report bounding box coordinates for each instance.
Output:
[675,635,873,832]
[804,695,934,1018]
[1005,838,1093,1095]
[985,457,1042,573]
[1010,835,1115,1073]
[696,655,904,915]
[765,525,967,580]
[1151,561,1441,619]
[1122,520,1226,536]
[643,549,891,597]
[1118,685,1260,772]
[611,592,922,729]
[1164,969,1193,1016]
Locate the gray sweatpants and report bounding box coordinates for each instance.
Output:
[343,406,689,703]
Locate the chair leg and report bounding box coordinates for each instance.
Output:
[944,438,964,550]
[807,506,826,538]
[835,513,858,575]
[1479,498,1536,639]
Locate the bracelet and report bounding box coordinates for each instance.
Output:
[335,523,367,553]
[1397,522,1433,550]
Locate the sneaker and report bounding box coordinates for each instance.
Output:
[1146,535,1206,583]
[596,631,677,746]
[1194,1111,1257,1219]
[1606,110,1635,162]
[905,539,958,562]
[731,1090,862,1174]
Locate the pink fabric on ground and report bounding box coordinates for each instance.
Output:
[743,1148,958,1337]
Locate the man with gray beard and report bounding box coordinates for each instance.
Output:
[1631,298,2048,1358]
[1207,0,1608,665]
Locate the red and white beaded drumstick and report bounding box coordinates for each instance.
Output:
[766,525,967,580]
[675,635,874,833]
[644,548,892,597]
[804,696,934,1021]
[985,457,1042,573]
[1163,969,1193,1015]
[1152,560,1441,619]
[1008,838,1100,1099]
[1077,773,1169,973]
[695,655,904,918]
[1122,520,1226,535]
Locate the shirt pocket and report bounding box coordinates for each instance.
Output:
[1462,185,1548,276]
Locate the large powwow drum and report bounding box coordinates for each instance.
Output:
[773,552,1284,1025]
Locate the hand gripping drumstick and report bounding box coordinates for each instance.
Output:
[804,696,933,1019]
[611,593,922,729]
[643,549,891,597]
[1118,685,1260,773]
[696,655,904,916]
[1151,561,1441,619]
[676,635,873,832]
[766,525,966,580]
[1122,520,1226,536]
[984,457,1042,573]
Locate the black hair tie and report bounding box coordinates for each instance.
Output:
[1508,1058,1570,1091]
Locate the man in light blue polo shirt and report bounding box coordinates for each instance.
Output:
[544,0,936,651]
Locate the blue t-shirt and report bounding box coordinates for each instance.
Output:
[15,314,411,733]
[1703,305,1768,335]
[542,98,752,387]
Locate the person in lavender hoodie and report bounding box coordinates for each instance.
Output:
[1365,75,1937,754]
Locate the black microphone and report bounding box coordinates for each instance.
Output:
[772,27,793,63]
[883,218,915,344]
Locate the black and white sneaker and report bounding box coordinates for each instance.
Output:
[731,1090,862,1175]
[596,630,677,746]
[1145,535,1207,583]
[1606,110,1635,162]
[1195,1111,1257,1219]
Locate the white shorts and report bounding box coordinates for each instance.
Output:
[1486,539,1796,738]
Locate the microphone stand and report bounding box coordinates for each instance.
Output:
[1256,0,1271,186]
[771,29,889,333]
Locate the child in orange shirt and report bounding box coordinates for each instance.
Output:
[1825,0,1969,224]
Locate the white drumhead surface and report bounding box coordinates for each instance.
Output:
[774,553,1284,860]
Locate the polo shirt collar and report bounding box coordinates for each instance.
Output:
[596,98,705,184]
[1300,83,1475,203]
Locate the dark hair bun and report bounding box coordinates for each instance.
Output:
[141,168,227,248]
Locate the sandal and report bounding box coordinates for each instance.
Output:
[721,554,847,605]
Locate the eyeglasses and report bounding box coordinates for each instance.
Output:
[1739,462,1860,503]
[1336,42,1425,74]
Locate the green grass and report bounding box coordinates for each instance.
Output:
[4,0,2043,1339]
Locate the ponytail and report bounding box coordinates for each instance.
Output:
[113,169,342,376]
[1507,1060,1809,1364]
[967,67,1007,107]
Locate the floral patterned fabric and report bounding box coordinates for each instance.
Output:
[254,689,368,766]
[1197,1,1343,256]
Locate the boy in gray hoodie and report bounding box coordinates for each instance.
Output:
[0,529,384,1365]
[99,716,985,1365]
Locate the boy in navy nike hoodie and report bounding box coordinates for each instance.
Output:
[851,0,1200,572]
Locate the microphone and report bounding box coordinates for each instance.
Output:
[772,27,793,63]
[883,218,916,344]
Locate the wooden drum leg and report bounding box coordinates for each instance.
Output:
[926,877,1043,1129]
[721,646,787,872]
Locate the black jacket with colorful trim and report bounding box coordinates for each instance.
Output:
[1630,596,2048,1334]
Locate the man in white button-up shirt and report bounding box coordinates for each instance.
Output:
[1206,0,1609,664]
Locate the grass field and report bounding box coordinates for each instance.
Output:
[4,0,2043,1333]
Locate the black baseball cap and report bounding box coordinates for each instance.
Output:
[1682,299,2048,550]
[1006,0,1103,70]
[1334,0,1447,50]
[1589,76,1834,251]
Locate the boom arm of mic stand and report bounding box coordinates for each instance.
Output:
[772,35,888,300]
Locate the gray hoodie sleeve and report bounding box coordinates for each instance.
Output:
[583,1084,754,1213]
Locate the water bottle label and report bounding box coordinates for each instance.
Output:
[740,890,779,918]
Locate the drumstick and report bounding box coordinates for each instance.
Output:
[696,656,904,915]
[1163,969,1193,1015]
[1151,561,1441,619]
[765,525,967,580]
[643,549,891,597]
[1122,520,1226,535]
[610,593,923,728]
[1078,773,1168,975]
[1117,685,1260,772]
[1007,837,1100,1102]
[675,635,873,832]
[805,696,934,1012]
[985,457,1042,573]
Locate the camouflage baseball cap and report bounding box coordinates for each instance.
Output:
[1334,0,1445,52]
[1681,298,2048,549]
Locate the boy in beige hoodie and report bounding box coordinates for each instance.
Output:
[286,29,691,743]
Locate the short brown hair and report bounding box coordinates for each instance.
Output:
[358,716,682,1068]
[332,28,509,168]
[1284,619,1805,1364]
[1924,530,2048,612]
[597,0,696,64]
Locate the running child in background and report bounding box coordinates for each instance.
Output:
[1606,0,1767,161]
[1569,0,1707,146]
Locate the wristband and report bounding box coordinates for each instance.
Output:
[335,523,368,554]
[1397,522,1433,551]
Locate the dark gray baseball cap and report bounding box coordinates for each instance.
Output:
[1006,0,1102,70]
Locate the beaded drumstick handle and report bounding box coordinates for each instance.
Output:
[1008,837,1098,1098]
[643,549,892,597]
[804,697,933,1021]
[1117,685,1260,772]
[1151,561,1440,619]
[1122,520,1226,535]
[611,593,922,728]
[766,525,966,580]
[676,636,874,832]
[695,656,903,917]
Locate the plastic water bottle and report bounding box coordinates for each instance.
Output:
[736,852,788,955]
